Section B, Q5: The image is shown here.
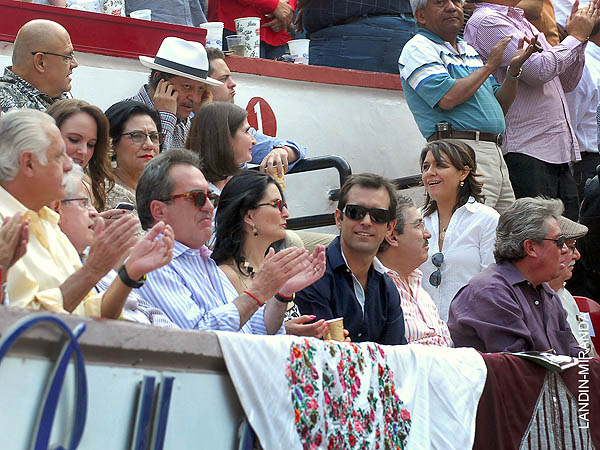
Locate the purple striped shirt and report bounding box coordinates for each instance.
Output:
[465,3,585,164]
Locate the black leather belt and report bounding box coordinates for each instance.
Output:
[427,130,504,146]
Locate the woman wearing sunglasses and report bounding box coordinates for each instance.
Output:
[46,99,114,213]
[212,170,327,338]
[419,139,500,322]
[185,102,256,195]
[103,100,163,221]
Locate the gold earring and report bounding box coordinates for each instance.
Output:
[252,224,258,237]
[460,181,465,187]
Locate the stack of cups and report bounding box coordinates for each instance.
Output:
[234,17,261,58]
[288,39,310,64]
[200,22,225,50]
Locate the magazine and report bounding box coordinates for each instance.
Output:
[505,351,579,372]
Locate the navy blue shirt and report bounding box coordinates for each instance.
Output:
[295,237,407,345]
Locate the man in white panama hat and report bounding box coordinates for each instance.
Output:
[125,37,223,150]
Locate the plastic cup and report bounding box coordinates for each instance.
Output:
[104,0,124,16]
[200,22,224,50]
[130,9,152,20]
[287,39,310,65]
[226,35,245,56]
[68,0,97,12]
[323,317,344,342]
[234,17,260,58]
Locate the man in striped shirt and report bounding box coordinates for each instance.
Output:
[135,149,325,333]
[377,195,453,346]
[399,0,536,214]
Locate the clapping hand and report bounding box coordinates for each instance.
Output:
[125,222,174,281]
[279,245,326,296]
[0,212,29,271]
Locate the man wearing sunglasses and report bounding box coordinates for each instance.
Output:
[448,197,583,356]
[295,173,407,345]
[135,149,326,334]
[1,20,78,112]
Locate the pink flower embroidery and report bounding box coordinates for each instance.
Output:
[304,383,314,396]
[354,420,364,434]
[400,409,411,421]
[324,391,332,405]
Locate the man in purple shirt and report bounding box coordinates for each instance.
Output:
[464,0,598,220]
[448,197,582,356]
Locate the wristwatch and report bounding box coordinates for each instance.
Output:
[118,264,146,289]
[506,65,522,80]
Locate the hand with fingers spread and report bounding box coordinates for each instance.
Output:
[279,245,327,296]
[508,34,539,74]
[285,314,327,338]
[152,79,178,115]
[125,222,174,281]
[566,0,599,42]
[0,212,29,272]
[249,247,312,301]
[260,147,291,177]
[84,214,139,280]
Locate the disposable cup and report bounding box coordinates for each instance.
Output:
[200,22,224,49]
[68,0,97,12]
[130,9,152,20]
[288,39,310,64]
[104,0,124,16]
[323,317,344,342]
[234,17,260,58]
[226,35,245,56]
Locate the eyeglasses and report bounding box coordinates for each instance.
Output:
[566,240,577,253]
[541,236,567,249]
[429,252,444,287]
[341,204,391,225]
[257,199,287,213]
[120,131,164,146]
[163,190,219,208]
[408,218,425,230]
[61,197,89,208]
[31,51,76,62]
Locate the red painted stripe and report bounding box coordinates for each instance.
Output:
[0,0,403,90]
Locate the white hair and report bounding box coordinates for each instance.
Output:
[62,163,84,199]
[0,109,56,182]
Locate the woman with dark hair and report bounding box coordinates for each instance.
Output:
[419,139,500,321]
[185,102,256,194]
[212,170,327,337]
[104,100,163,217]
[46,99,114,212]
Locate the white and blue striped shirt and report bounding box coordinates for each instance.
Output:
[137,240,277,334]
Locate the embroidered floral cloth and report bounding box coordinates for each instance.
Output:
[215,333,487,450]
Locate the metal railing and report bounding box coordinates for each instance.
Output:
[253,156,422,230]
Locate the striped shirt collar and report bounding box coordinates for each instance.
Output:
[172,239,213,259]
[416,26,466,47]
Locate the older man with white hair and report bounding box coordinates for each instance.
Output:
[0,19,78,112]
[448,197,582,356]
[399,0,537,214]
[0,109,174,318]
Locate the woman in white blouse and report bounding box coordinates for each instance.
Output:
[419,139,499,322]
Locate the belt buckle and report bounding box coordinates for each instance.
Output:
[496,134,504,146]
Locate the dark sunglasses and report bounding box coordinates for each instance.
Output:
[257,199,287,212]
[341,204,391,224]
[163,190,219,208]
[541,236,567,249]
[429,252,444,287]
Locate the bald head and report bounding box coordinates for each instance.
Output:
[11,20,78,98]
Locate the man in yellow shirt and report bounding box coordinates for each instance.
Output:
[0,109,174,318]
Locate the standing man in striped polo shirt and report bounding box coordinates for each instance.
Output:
[399,0,537,214]
[465,0,598,220]
[377,195,453,346]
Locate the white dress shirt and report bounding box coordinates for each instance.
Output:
[419,198,499,322]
